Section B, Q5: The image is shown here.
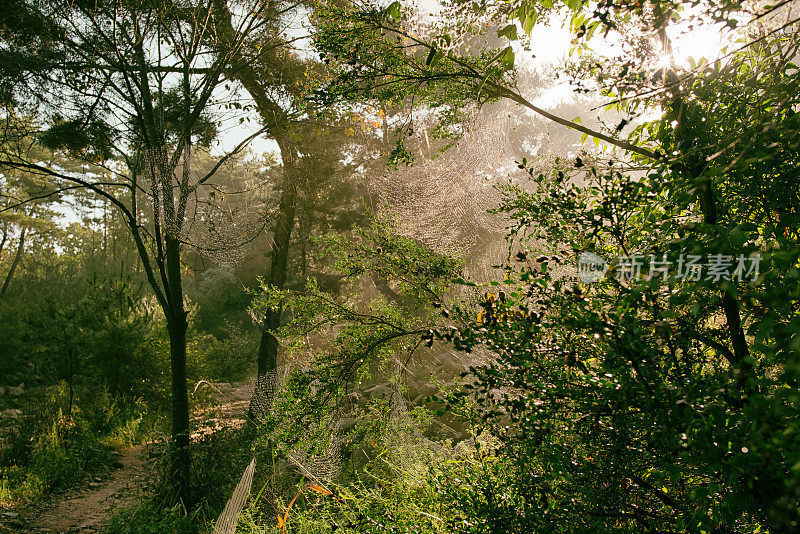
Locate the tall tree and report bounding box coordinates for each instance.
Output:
[207,1,393,414]
[0,0,279,504]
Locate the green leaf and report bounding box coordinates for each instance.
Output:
[498,24,518,40]
[425,47,443,67]
[499,46,515,70]
[385,1,401,20]
[522,9,538,34]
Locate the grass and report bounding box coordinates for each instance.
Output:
[0,383,166,508]
[103,503,198,534]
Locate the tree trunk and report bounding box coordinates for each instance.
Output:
[66,344,75,419]
[249,139,299,418]
[0,226,26,297]
[165,234,191,506]
[206,1,302,415]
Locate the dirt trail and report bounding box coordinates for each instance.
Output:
[25,445,147,533]
[13,381,254,533]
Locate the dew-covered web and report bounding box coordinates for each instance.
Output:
[213,458,256,534]
[247,360,345,483]
[187,187,267,268]
[138,147,269,268]
[212,361,344,532]
[371,106,517,259]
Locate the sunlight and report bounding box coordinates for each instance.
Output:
[668,21,731,67]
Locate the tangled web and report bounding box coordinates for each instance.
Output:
[371,106,518,258]
[139,147,268,268]
[247,363,344,484]
[212,364,342,532]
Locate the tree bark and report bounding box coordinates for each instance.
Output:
[250,141,298,417]
[165,234,191,506]
[0,226,26,297]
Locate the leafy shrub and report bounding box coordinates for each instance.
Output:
[0,382,161,505]
[0,466,45,506]
[237,400,450,534]
[104,503,198,534]
[184,267,252,336]
[142,424,259,528]
[187,322,258,383]
[30,409,115,489]
[431,448,543,534]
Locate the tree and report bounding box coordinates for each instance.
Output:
[0,138,62,298]
[250,214,461,442]
[311,0,800,531]
[205,3,410,414]
[0,0,281,504]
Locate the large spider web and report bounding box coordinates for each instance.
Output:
[370,107,516,259]
[138,147,270,268]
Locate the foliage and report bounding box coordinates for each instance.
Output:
[185,267,254,336]
[252,214,461,408]
[104,502,198,534]
[431,448,542,534]
[187,323,260,383]
[238,400,450,534]
[0,384,149,506]
[310,0,516,164]
[432,27,800,534]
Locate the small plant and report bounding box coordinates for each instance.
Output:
[0,467,46,506]
[103,503,198,534]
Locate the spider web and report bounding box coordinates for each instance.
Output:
[138,147,269,268]
[371,107,516,258]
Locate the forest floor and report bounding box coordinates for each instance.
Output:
[23,445,147,533]
[10,381,254,534]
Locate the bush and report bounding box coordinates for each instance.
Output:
[0,466,45,506]
[235,401,450,534]
[140,424,259,529]
[0,382,162,506]
[431,447,543,534]
[104,503,198,534]
[30,410,115,490]
[187,322,258,383]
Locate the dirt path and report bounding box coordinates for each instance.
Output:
[191,380,254,440]
[25,445,147,533]
[13,381,253,533]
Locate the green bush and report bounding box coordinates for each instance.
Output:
[0,382,162,506]
[140,424,259,529]
[187,322,258,383]
[236,400,450,534]
[431,448,543,534]
[104,503,198,534]
[0,466,45,506]
[30,410,115,490]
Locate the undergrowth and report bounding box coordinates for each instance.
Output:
[0,382,164,507]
